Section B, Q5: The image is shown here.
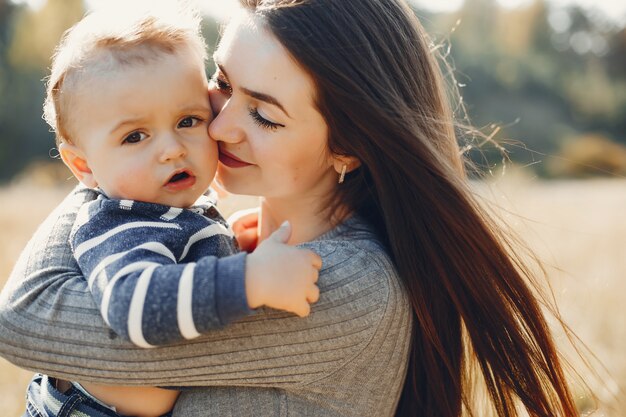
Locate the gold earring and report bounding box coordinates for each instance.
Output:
[338,164,347,184]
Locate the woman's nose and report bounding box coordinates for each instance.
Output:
[208,93,245,144]
[159,135,186,162]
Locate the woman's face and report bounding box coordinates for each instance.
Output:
[208,14,337,202]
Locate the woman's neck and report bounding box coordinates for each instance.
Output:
[259,196,347,245]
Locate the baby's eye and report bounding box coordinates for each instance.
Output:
[178,116,201,128]
[123,131,147,144]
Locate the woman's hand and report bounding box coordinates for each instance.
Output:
[228,208,260,252]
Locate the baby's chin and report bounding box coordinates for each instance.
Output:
[102,178,210,208]
[154,192,206,209]
[117,191,205,209]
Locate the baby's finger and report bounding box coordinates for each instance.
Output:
[295,302,311,318]
[228,208,259,229]
[307,284,320,304]
[310,252,322,270]
[311,268,319,284]
[235,229,258,252]
[232,219,256,236]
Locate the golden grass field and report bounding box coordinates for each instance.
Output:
[0,175,624,416]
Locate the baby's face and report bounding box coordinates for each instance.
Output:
[68,47,217,208]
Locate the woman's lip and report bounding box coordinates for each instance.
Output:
[219,150,252,168]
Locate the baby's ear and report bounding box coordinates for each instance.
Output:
[58,141,98,188]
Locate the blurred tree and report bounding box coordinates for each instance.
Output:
[548,133,626,178]
[415,0,626,177]
[0,0,84,182]
[200,15,220,74]
[0,0,17,179]
[9,0,84,69]
[606,27,626,78]
[604,27,626,139]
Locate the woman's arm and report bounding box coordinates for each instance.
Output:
[0,188,402,388]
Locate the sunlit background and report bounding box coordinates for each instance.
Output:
[0,0,625,415]
[2,0,626,180]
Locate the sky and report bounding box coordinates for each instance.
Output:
[9,0,626,27]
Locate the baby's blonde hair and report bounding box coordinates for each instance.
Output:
[43,0,207,144]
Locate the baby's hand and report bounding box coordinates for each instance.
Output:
[245,222,322,317]
[229,208,259,252]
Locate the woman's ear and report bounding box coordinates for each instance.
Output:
[58,141,98,188]
[332,155,361,184]
[333,156,361,175]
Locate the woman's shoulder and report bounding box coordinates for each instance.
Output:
[305,214,390,260]
[300,216,400,294]
[305,237,392,274]
[295,217,409,353]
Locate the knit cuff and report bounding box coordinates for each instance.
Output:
[215,252,253,325]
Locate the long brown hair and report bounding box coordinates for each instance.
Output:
[239,0,578,415]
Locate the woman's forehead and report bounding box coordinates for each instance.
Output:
[215,15,287,73]
[214,14,316,107]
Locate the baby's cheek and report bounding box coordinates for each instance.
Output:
[201,139,219,169]
[204,136,218,155]
[110,167,153,199]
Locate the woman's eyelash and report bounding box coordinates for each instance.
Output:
[248,108,282,131]
[211,73,283,131]
[212,75,232,95]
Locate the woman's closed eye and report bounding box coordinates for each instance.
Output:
[122,131,148,144]
[248,107,283,131]
[210,71,284,131]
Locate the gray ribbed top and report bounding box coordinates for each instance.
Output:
[0,187,412,417]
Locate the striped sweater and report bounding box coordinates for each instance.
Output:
[69,191,250,347]
[0,187,412,416]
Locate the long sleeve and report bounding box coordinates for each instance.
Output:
[70,196,250,347]
[0,187,410,394]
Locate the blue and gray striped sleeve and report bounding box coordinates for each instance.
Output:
[71,197,251,347]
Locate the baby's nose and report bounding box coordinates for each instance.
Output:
[159,135,186,162]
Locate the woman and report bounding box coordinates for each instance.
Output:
[0,0,577,416]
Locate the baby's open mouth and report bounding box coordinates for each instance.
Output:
[168,171,191,184]
[164,169,196,191]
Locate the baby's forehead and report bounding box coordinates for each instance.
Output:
[60,46,211,142]
[58,49,149,117]
[72,47,177,81]
[55,51,150,141]
[62,45,203,103]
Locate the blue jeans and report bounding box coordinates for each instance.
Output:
[24,374,173,417]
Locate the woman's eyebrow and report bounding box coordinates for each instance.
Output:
[215,63,292,119]
[240,87,292,119]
